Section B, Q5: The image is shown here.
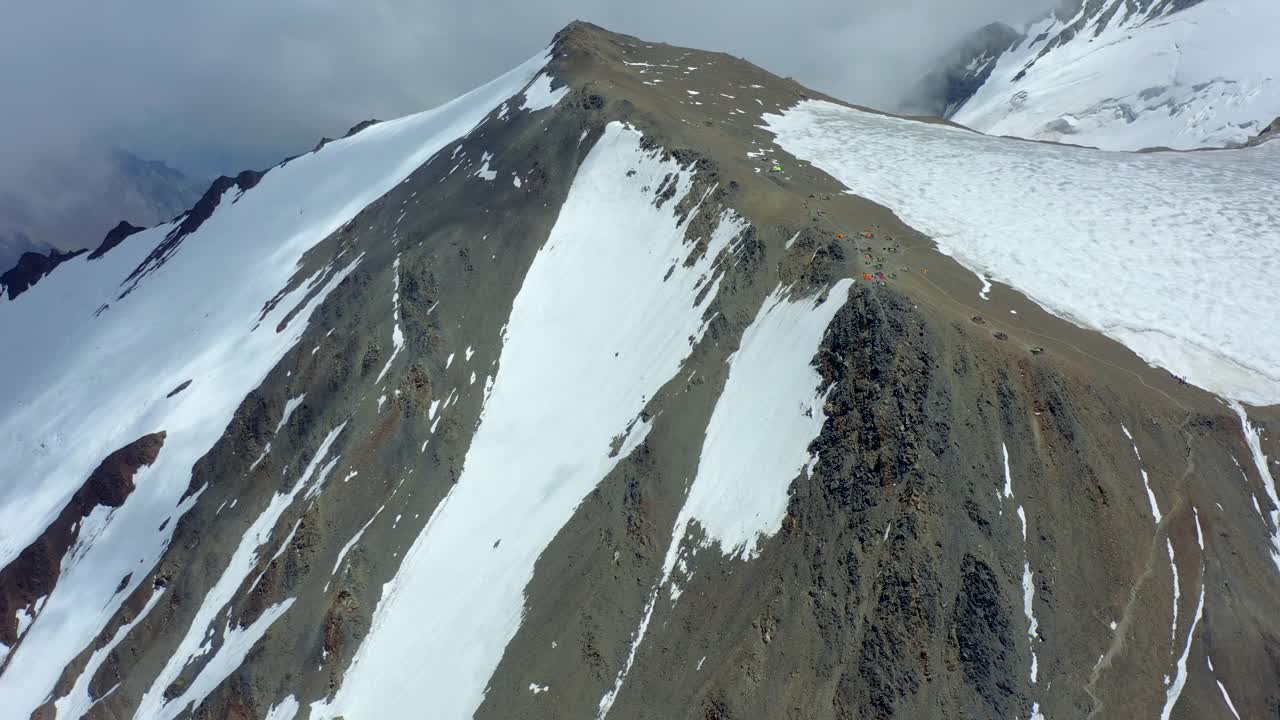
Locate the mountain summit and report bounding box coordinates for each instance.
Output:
[0,20,1277,720]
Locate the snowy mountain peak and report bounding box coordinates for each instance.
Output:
[939,0,1280,150]
[1,21,1277,720]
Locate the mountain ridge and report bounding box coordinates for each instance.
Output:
[0,120,394,302]
[931,0,1280,150]
[0,148,205,262]
[0,20,1276,720]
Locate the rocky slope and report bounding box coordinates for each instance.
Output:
[933,0,1280,150]
[0,21,1277,720]
[0,234,54,283]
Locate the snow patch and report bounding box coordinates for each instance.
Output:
[264,695,301,720]
[1142,469,1163,525]
[1022,561,1039,684]
[1159,576,1206,720]
[1001,443,1014,499]
[1003,443,1040,687]
[15,605,35,637]
[1230,401,1280,572]
[276,394,306,434]
[332,506,384,575]
[520,73,569,112]
[474,152,497,181]
[1167,540,1181,646]
[1208,656,1243,720]
[248,517,303,595]
[376,255,404,384]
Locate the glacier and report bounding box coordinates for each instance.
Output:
[765,100,1280,404]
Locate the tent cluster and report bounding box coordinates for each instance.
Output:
[795,205,922,287]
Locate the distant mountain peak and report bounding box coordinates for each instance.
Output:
[0,146,205,268]
[924,0,1277,150]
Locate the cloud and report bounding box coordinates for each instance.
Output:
[0,0,1053,181]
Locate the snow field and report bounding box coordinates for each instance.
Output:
[765,101,1280,405]
[675,280,853,562]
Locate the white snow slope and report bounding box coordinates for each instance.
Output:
[0,48,554,717]
[596,280,853,719]
[314,122,745,720]
[952,0,1280,151]
[676,281,852,562]
[765,100,1280,405]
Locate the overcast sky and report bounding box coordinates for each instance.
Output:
[1,0,1053,181]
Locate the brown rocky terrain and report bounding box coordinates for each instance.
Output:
[0,432,165,657]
